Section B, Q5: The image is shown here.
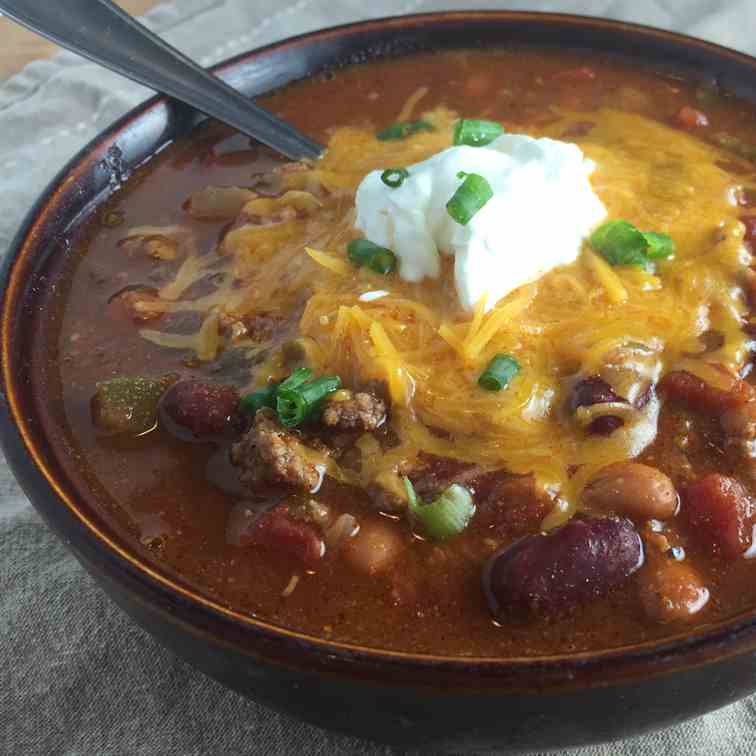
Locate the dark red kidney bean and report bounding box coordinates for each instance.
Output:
[587,415,624,435]
[483,515,644,618]
[159,380,247,442]
[659,370,754,414]
[567,376,624,414]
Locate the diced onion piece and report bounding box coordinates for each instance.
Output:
[196,311,221,362]
[324,513,360,549]
[186,186,256,220]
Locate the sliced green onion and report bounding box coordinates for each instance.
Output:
[590,220,648,267]
[478,354,520,392]
[278,367,313,392]
[277,375,342,427]
[590,219,675,269]
[347,239,397,275]
[239,383,278,416]
[376,119,435,141]
[446,173,493,226]
[404,477,475,542]
[642,231,675,260]
[381,168,410,188]
[453,119,505,147]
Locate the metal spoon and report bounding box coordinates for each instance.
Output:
[0,0,324,160]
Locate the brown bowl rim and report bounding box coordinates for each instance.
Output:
[4,9,756,685]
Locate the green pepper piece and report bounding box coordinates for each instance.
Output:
[91,374,176,435]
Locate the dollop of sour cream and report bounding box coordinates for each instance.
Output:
[355,134,607,311]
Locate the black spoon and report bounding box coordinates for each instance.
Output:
[0,0,324,160]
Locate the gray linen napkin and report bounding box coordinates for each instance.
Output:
[2,1,756,753]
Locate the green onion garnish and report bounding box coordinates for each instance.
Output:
[347,239,397,275]
[277,366,312,392]
[446,173,493,226]
[277,375,342,428]
[642,231,675,260]
[239,383,278,416]
[478,354,520,392]
[240,368,342,427]
[381,168,409,188]
[376,119,435,141]
[404,477,475,542]
[590,219,675,269]
[453,119,505,147]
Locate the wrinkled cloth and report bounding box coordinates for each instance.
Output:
[2,1,756,753]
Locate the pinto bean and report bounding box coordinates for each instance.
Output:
[483,515,643,618]
[582,462,679,521]
[638,557,709,624]
[342,518,404,576]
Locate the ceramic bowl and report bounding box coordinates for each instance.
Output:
[4,12,756,752]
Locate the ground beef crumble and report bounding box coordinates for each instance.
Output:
[230,408,327,491]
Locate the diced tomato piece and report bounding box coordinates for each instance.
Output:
[659,370,754,414]
[231,503,324,568]
[552,66,596,82]
[683,474,756,560]
[674,106,709,129]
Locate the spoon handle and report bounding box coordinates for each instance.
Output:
[0,0,324,160]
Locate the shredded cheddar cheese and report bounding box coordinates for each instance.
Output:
[129,105,752,512]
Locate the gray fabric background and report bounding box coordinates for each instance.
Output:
[2,1,756,753]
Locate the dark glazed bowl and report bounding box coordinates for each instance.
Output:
[4,12,756,752]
